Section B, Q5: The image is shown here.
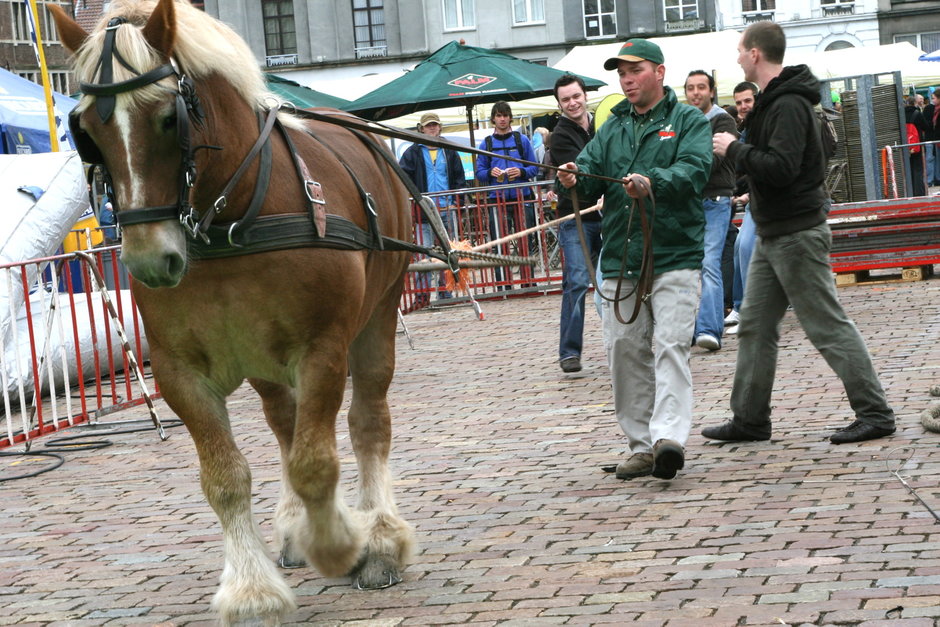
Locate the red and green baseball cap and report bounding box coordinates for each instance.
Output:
[603,39,665,70]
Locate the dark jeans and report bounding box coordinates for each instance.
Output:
[558,219,602,360]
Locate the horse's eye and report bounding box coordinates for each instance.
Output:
[161,113,177,133]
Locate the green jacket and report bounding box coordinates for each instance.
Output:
[563,86,712,279]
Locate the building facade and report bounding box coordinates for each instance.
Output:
[715,0,882,52]
[0,0,72,93]
[201,0,725,85]
[878,0,940,53]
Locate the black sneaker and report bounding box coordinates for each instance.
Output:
[559,356,582,373]
[701,420,770,442]
[829,420,895,444]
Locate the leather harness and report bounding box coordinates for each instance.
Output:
[72,18,455,269]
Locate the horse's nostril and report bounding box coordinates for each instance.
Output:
[165,252,186,278]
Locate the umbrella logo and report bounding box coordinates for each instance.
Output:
[448,73,497,90]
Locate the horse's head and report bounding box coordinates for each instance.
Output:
[51,0,270,288]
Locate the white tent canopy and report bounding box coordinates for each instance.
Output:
[792,42,940,89]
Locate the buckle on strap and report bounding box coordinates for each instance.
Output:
[180,208,209,244]
[305,180,326,204]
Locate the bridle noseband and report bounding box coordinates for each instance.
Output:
[72,17,212,240]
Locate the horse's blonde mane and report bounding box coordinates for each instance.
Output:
[72,0,271,111]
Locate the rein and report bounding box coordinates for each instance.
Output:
[298,109,658,322]
[72,19,654,316]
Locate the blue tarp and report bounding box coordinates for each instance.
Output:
[0,68,76,154]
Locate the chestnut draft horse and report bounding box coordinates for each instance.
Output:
[51,0,418,623]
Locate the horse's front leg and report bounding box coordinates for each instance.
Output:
[159,368,295,626]
[346,298,415,589]
[248,378,307,569]
[288,353,367,577]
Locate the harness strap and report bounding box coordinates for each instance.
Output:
[276,121,326,237]
[188,213,422,260]
[81,64,177,100]
[341,126,457,273]
[198,107,278,237]
[115,203,178,226]
[299,125,384,250]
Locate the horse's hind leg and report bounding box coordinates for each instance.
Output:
[158,370,295,626]
[346,298,415,589]
[248,378,307,569]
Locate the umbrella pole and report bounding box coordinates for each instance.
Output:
[467,104,478,184]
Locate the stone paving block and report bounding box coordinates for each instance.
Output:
[1,283,939,624]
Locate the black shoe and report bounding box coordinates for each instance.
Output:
[651,439,685,480]
[701,420,770,442]
[559,356,582,373]
[829,420,895,444]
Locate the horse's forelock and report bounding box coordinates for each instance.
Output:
[74,0,271,113]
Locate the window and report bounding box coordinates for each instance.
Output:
[18,70,71,94]
[262,0,296,56]
[896,32,940,54]
[353,0,386,52]
[513,0,544,24]
[742,0,775,11]
[12,0,31,42]
[664,0,697,22]
[583,0,616,39]
[443,0,475,30]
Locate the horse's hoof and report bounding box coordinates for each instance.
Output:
[930,384,940,397]
[350,555,403,590]
[276,552,307,569]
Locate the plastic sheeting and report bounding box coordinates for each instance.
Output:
[0,151,88,343]
[2,288,147,402]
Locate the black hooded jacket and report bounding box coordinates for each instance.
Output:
[726,64,828,237]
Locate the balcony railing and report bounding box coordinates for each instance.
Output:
[743,11,775,23]
[665,17,705,32]
[266,54,298,68]
[822,2,855,17]
[355,45,388,60]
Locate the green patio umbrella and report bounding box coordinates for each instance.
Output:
[343,41,606,146]
[265,74,351,109]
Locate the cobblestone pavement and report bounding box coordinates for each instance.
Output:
[2,276,939,626]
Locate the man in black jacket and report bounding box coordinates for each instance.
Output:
[399,112,467,299]
[704,21,895,445]
[550,74,602,373]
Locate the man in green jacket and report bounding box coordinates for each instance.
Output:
[557,38,712,481]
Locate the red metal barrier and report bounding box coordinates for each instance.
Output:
[0,245,159,449]
[402,180,563,312]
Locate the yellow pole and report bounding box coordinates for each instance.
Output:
[27,0,59,151]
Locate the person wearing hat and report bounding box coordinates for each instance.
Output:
[556,38,712,482]
[399,111,467,301]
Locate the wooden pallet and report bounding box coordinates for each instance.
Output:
[835,265,934,287]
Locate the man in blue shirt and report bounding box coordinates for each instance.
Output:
[475,102,539,288]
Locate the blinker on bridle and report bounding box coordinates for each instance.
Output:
[74,16,213,241]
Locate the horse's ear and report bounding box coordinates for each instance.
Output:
[141,0,177,57]
[48,5,89,54]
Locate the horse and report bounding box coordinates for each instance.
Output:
[50,0,416,623]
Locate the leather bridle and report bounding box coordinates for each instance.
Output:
[70,17,216,240]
